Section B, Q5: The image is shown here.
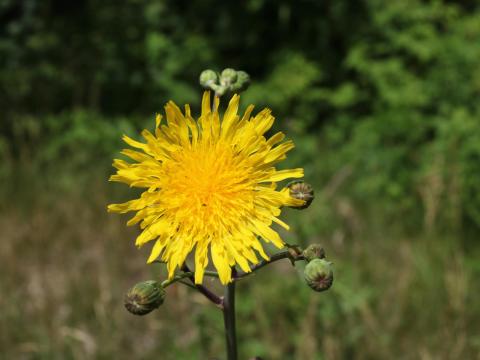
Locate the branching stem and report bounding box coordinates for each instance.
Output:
[234,249,305,280]
[181,264,223,308]
[161,270,218,288]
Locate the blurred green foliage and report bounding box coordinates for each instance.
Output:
[1,0,480,358]
[2,0,480,232]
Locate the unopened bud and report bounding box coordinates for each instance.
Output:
[287,181,314,209]
[220,68,238,86]
[303,244,325,262]
[211,83,227,97]
[230,71,251,92]
[199,69,219,88]
[124,280,165,316]
[304,259,333,292]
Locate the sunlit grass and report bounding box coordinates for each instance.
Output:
[1,180,479,359]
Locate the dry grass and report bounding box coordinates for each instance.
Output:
[1,184,479,359]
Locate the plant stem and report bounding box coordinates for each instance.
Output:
[220,249,304,359]
[161,271,219,287]
[181,264,223,307]
[223,269,238,360]
[234,249,305,280]
[177,280,198,290]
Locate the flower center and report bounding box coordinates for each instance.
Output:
[160,143,254,229]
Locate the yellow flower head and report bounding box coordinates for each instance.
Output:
[108,92,304,284]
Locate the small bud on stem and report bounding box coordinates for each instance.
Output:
[199,70,219,88]
[304,259,333,292]
[303,244,325,262]
[220,68,238,86]
[124,280,165,315]
[230,71,251,92]
[287,181,314,209]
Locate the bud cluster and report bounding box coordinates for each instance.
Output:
[302,244,333,292]
[283,180,331,292]
[199,68,251,96]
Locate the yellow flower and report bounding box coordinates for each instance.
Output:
[108,92,304,284]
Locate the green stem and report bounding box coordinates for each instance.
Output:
[181,264,223,307]
[234,249,305,280]
[223,273,238,360]
[161,272,195,288]
[220,249,304,359]
[161,271,219,288]
[177,280,198,290]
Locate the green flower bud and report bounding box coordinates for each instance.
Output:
[124,280,165,316]
[230,71,251,92]
[303,244,325,262]
[210,83,228,97]
[199,69,219,88]
[304,259,333,292]
[220,68,238,86]
[287,181,314,209]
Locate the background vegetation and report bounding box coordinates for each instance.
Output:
[1,0,480,358]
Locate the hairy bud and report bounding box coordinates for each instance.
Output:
[304,259,333,292]
[199,69,219,88]
[287,181,314,209]
[303,244,325,262]
[124,280,165,316]
[220,68,238,86]
[230,71,251,92]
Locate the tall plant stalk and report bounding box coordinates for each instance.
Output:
[223,281,238,360]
